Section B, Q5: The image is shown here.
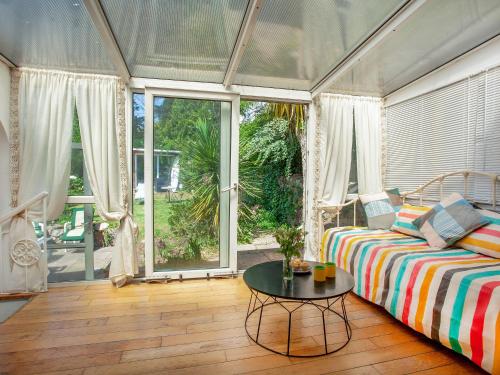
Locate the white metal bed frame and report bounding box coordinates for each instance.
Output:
[317,170,500,243]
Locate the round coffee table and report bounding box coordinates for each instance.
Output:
[243,260,354,357]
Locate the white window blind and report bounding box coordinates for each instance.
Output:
[385,66,500,204]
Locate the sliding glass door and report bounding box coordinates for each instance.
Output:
[143,89,238,278]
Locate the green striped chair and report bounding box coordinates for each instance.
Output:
[61,207,90,242]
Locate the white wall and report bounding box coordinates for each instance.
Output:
[384,36,500,107]
[0,61,10,213]
[0,61,9,135]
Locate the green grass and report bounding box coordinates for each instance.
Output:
[132,194,176,241]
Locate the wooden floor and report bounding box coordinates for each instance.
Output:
[0,277,486,375]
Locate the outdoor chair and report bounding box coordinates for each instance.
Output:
[60,207,90,243]
[134,182,145,204]
[32,221,44,238]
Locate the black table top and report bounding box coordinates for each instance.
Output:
[243,261,355,301]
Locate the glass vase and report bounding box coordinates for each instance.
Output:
[283,257,293,281]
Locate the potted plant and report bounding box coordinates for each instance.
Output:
[275,225,304,281]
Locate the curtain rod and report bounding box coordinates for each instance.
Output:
[319,92,382,102]
[15,67,121,81]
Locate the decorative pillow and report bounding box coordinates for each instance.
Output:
[359,191,397,230]
[455,209,500,258]
[385,187,403,211]
[413,193,489,248]
[391,204,432,238]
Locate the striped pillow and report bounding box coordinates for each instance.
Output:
[413,193,489,248]
[391,204,432,238]
[385,187,403,210]
[359,191,396,230]
[456,209,500,258]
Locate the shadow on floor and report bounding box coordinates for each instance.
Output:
[0,299,29,322]
[237,248,283,270]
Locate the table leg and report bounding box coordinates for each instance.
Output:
[322,309,328,354]
[341,295,351,339]
[243,290,352,358]
[256,298,264,342]
[286,311,292,356]
[246,291,254,317]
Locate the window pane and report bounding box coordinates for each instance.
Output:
[0,0,116,74]
[329,0,500,96]
[69,108,92,196]
[234,0,405,90]
[132,93,145,276]
[101,0,249,83]
[44,204,112,282]
[153,96,225,271]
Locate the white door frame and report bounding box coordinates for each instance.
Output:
[143,87,240,279]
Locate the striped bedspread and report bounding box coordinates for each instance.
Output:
[321,227,500,374]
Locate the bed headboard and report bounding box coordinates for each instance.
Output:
[317,169,500,231]
[400,170,499,210]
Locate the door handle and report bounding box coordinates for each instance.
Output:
[221,182,238,193]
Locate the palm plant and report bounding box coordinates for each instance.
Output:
[268,103,306,135]
[182,120,261,235]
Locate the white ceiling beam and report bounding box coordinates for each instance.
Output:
[129,77,311,103]
[83,0,130,83]
[232,84,311,103]
[0,53,16,68]
[223,0,263,88]
[311,0,427,97]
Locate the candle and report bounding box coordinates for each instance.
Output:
[314,265,326,282]
[325,262,336,278]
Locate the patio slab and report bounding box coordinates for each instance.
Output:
[47,246,112,283]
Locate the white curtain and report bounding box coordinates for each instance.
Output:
[3,70,74,292]
[303,94,354,261]
[354,98,383,194]
[304,94,383,262]
[318,94,354,205]
[17,71,73,218]
[75,77,138,288]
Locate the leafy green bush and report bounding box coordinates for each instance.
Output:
[246,118,300,178]
[239,109,303,232]
[68,176,84,196]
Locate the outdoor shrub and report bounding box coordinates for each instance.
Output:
[68,176,84,196]
[186,237,202,260]
[238,102,304,239]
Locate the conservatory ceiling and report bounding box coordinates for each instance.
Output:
[0,0,499,96]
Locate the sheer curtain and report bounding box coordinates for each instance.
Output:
[305,94,354,261]
[17,70,74,217]
[318,94,354,205]
[354,97,383,194]
[3,69,137,291]
[75,77,138,288]
[3,69,74,292]
[305,94,383,262]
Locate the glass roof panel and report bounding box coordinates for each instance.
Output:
[0,0,116,74]
[101,0,249,83]
[329,0,500,97]
[233,0,405,90]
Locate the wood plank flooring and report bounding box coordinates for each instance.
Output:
[0,277,486,375]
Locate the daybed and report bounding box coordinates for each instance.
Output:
[319,171,500,374]
[322,227,500,373]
